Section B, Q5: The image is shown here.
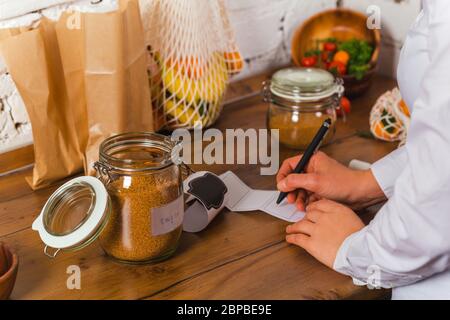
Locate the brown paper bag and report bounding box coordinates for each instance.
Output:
[0,22,84,189]
[82,0,154,174]
[56,0,153,174]
[54,13,89,165]
[0,0,153,188]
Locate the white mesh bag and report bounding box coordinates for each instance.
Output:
[142,0,243,130]
[369,87,410,146]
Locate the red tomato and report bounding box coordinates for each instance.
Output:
[323,42,337,52]
[337,97,351,117]
[300,56,317,67]
[328,61,347,75]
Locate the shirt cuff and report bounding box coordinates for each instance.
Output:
[334,227,384,286]
[333,222,423,288]
[333,231,358,274]
[370,146,407,198]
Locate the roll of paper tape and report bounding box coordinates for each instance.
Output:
[349,159,372,171]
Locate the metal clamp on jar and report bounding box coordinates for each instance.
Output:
[263,67,344,150]
[32,132,185,264]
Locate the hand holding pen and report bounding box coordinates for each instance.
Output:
[276,119,332,206]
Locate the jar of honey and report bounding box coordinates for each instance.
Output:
[264,67,343,149]
[32,132,185,264]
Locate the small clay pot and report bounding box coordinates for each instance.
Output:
[0,242,19,300]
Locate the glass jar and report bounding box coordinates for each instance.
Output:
[264,67,343,150]
[32,132,184,264]
[95,133,184,264]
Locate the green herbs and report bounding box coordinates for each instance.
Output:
[381,109,397,134]
[338,39,374,80]
[304,49,321,57]
[348,64,370,80]
[299,37,375,80]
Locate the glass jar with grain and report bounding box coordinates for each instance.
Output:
[264,67,343,149]
[32,132,184,264]
[95,132,184,264]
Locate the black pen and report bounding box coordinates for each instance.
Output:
[276,118,332,205]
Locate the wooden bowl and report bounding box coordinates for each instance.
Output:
[342,64,377,97]
[0,242,19,300]
[291,8,381,97]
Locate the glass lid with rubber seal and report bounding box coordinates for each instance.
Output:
[269,67,343,102]
[32,176,110,258]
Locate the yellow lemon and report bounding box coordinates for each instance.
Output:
[162,52,228,105]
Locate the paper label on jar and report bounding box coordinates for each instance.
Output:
[151,195,184,236]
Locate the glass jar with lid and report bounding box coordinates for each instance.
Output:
[32,132,185,264]
[264,67,344,149]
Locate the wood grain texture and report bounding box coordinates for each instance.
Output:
[149,242,387,300]
[0,144,33,175]
[0,73,397,300]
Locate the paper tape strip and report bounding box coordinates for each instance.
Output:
[182,171,304,233]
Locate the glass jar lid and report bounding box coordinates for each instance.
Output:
[32,176,110,257]
[270,67,343,102]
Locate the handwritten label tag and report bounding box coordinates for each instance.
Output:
[151,196,184,236]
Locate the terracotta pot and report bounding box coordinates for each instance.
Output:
[0,242,19,300]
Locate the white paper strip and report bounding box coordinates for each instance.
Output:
[182,171,305,233]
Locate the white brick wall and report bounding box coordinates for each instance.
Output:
[0,71,32,153]
[226,0,336,80]
[0,0,422,155]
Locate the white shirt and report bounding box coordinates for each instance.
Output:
[333,0,450,299]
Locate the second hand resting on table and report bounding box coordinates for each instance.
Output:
[276,151,386,268]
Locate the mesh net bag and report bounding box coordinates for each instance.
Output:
[369,87,410,146]
[142,0,243,130]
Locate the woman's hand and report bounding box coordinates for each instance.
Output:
[276,151,385,210]
[286,199,365,268]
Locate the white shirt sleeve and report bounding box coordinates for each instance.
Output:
[371,146,407,198]
[334,1,450,288]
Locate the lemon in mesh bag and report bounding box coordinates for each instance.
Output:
[142,0,243,130]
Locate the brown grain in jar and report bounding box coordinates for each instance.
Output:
[95,132,184,264]
[264,67,342,149]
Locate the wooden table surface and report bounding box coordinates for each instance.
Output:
[0,73,398,300]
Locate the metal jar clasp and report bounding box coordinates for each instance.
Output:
[93,161,114,185]
[261,80,272,103]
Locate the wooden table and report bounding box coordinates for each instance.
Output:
[0,73,398,300]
